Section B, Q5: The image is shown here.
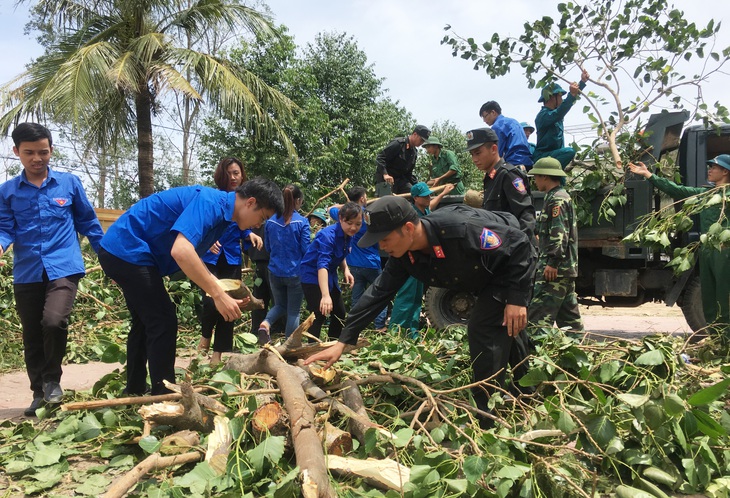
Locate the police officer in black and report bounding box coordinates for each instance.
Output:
[304,196,536,428]
[466,127,537,250]
[375,125,431,194]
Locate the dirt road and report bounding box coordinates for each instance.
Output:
[0,302,691,420]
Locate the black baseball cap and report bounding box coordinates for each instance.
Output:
[358,196,418,248]
[413,125,431,141]
[465,127,498,151]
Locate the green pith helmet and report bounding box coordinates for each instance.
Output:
[529,157,567,177]
[309,208,328,223]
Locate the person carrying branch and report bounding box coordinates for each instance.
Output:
[629,156,730,340]
[304,196,535,428]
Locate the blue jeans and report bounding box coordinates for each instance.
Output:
[350,266,387,329]
[264,274,304,337]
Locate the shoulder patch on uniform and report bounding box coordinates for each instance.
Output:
[512,177,527,194]
[552,205,561,218]
[480,228,502,250]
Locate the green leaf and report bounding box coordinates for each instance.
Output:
[430,425,446,444]
[75,474,112,495]
[5,460,32,474]
[76,413,103,441]
[409,464,434,484]
[664,394,686,416]
[557,410,576,433]
[463,455,487,483]
[393,427,414,448]
[174,461,218,492]
[692,409,727,439]
[687,379,730,406]
[247,436,285,474]
[444,478,469,494]
[32,446,62,467]
[496,464,529,479]
[519,368,547,387]
[623,448,652,465]
[635,349,665,365]
[617,393,650,407]
[139,436,161,454]
[585,415,617,449]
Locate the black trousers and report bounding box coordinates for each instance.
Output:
[15,274,80,397]
[467,290,532,420]
[302,283,346,339]
[98,248,176,395]
[200,256,241,352]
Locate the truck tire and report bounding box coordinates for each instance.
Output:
[680,275,706,332]
[423,287,475,329]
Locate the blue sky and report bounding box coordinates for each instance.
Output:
[1,0,728,147]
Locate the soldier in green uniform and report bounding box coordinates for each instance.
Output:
[629,156,730,339]
[528,157,584,334]
[424,137,465,195]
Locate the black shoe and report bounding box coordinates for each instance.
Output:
[24,396,44,417]
[43,382,64,404]
[121,384,151,396]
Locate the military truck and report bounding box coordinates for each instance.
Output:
[424,111,730,332]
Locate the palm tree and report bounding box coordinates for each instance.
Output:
[1,0,296,197]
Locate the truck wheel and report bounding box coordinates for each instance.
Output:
[680,275,706,332]
[423,287,475,329]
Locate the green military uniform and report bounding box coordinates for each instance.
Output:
[648,174,729,336]
[528,184,584,333]
[429,149,465,195]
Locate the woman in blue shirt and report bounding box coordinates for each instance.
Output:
[300,202,361,339]
[257,185,310,344]
[199,157,262,365]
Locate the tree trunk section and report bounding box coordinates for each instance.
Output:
[319,422,352,456]
[136,84,155,198]
[340,380,372,444]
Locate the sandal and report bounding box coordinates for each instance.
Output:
[257,326,271,346]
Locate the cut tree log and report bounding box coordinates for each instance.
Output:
[138,382,214,433]
[212,279,264,311]
[206,416,232,474]
[326,455,410,492]
[319,422,352,456]
[251,399,290,440]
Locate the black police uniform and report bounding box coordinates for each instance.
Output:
[375,137,419,194]
[482,158,538,250]
[339,205,536,423]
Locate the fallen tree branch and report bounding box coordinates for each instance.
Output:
[305,179,350,217]
[61,389,207,412]
[104,432,202,498]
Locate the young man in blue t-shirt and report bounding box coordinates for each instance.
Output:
[98,178,283,396]
[0,123,105,416]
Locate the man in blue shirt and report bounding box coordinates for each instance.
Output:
[98,178,283,396]
[479,101,534,171]
[533,70,590,168]
[0,123,105,416]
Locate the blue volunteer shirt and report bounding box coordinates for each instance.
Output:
[491,114,534,168]
[329,206,380,269]
[101,186,234,276]
[0,168,104,284]
[201,222,251,266]
[300,222,352,291]
[265,211,310,278]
